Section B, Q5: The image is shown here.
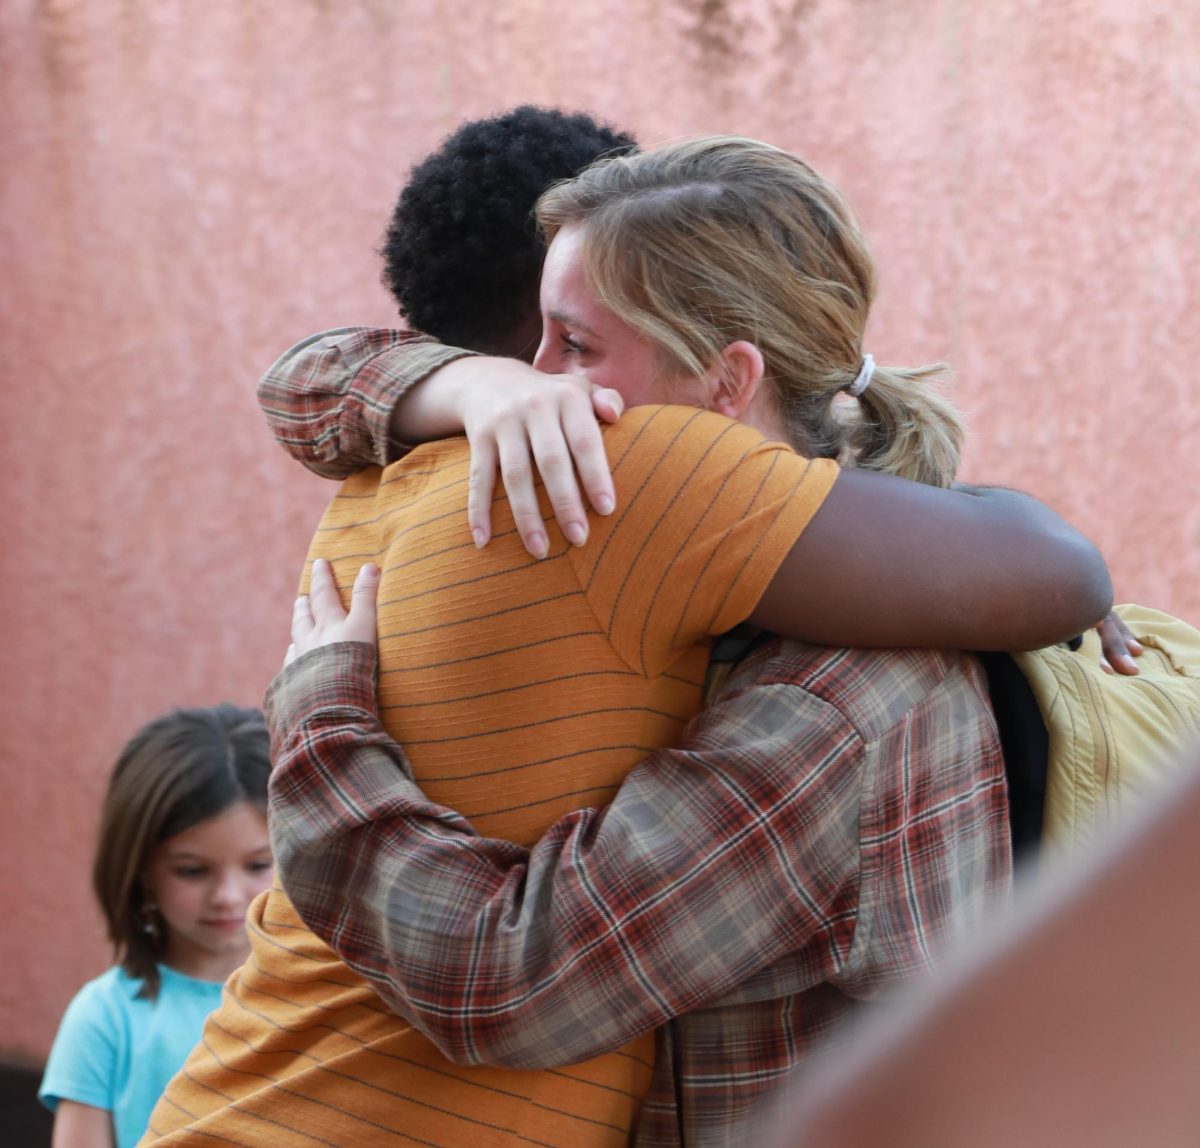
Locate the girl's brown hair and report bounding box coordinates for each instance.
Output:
[537,136,964,487]
[91,704,270,999]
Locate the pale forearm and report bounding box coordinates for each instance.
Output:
[383,354,497,444]
[256,327,475,477]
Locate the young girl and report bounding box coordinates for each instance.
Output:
[39,704,274,1148]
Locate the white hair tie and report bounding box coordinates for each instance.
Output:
[847,353,875,398]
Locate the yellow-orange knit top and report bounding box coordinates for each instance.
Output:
[144,406,836,1147]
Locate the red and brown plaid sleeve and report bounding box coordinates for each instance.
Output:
[256,326,476,478]
[266,636,1010,1144]
[266,636,867,1067]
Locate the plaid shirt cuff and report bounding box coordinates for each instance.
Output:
[370,341,478,467]
[257,328,478,478]
[264,641,380,760]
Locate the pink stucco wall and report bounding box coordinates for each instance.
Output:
[3,0,1197,1063]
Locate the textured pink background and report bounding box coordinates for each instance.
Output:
[3,0,1197,1060]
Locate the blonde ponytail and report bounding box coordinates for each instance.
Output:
[846,363,965,488]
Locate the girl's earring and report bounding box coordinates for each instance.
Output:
[141,897,162,943]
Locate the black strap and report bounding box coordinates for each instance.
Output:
[978,651,1050,860]
[703,624,774,706]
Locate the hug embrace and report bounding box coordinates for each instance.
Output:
[139,109,1180,1148]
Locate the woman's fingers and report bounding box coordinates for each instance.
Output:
[589,384,624,426]
[528,396,591,548]
[566,392,616,519]
[344,564,380,645]
[460,374,621,558]
[291,594,314,647]
[286,561,380,661]
[309,558,347,624]
[466,434,499,549]
[495,417,549,559]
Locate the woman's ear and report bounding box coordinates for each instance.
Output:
[703,341,766,419]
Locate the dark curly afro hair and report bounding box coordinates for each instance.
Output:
[381,106,637,358]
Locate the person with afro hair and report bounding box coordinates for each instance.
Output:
[381,105,636,360]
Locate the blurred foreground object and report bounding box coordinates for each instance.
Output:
[770,746,1200,1148]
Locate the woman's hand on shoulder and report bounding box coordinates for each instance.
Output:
[441,358,623,558]
[285,559,379,667]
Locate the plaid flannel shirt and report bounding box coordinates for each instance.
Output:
[256,326,475,478]
[267,635,1011,1146]
[259,329,1011,1141]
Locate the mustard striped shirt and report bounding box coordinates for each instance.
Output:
[144,405,836,1147]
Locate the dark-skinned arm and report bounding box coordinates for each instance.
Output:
[750,469,1111,652]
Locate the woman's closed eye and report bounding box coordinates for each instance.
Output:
[559,332,588,357]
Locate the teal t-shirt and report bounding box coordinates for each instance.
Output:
[39,964,223,1148]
